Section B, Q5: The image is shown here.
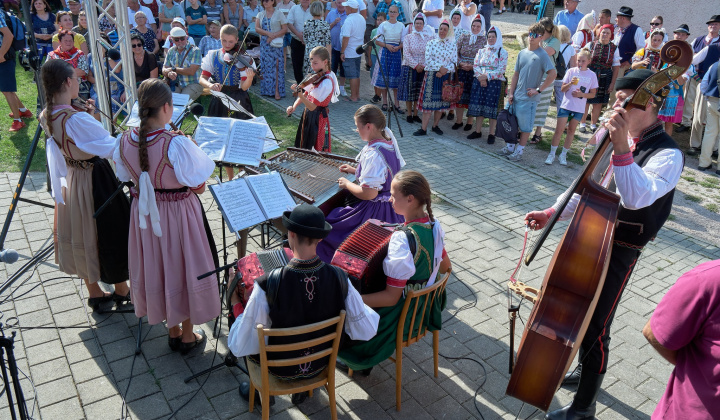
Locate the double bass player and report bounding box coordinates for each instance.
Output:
[524,69,684,420]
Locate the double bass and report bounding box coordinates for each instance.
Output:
[505,40,692,411]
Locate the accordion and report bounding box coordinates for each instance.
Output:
[236,248,294,294]
[331,219,396,294]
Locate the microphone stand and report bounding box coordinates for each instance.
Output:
[367,37,403,137]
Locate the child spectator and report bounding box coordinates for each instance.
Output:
[185,0,208,44]
[369,11,386,103]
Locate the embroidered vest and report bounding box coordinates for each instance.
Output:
[49,108,95,161]
[403,222,436,291]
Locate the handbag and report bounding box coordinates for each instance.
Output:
[441,66,464,103]
[496,104,519,144]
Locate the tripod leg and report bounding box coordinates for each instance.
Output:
[0,347,18,420]
[135,317,143,355]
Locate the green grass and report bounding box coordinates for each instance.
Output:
[0,64,43,172]
[705,203,719,213]
[681,175,696,183]
[684,194,702,203]
[667,214,676,221]
[504,40,524,84]
[536,131,585,165]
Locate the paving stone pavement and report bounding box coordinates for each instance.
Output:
[1,11,719,420]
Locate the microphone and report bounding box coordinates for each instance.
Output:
[173,102,205,128]
[356,33,384,55]
[107,48,121,61]
[0,249,19,264]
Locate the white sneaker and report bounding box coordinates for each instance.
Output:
[339,89,348,97]
[559,154,568,166]
[507,150,523,162]
[497,146,514,156]
[545,153,555,165]
[590,124,598,132]
[578,123,587,133]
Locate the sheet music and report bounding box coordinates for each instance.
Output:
[209,178,266,232]
[246,172,297,219]
[223,121,266,165]
[249,116,276,139]
[172,93,190,108]
[196,117,233,161]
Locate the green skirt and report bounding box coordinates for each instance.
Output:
[339,290,446,371]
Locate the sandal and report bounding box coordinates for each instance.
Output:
[529,134,543,144]
[179,329,206,355]
[168,335,182,352]
[87,292,113,312]
[381,104,388,111]
[112,291,131,306]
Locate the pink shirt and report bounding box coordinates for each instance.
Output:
[651,259,720,420]
[559,67,598,114]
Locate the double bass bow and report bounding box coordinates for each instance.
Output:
[505,40,692,412]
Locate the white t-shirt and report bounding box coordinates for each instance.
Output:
[287,4,313,41]
[560,67,599,113]
[341,12,366,58]
[559,42,575,67]
[377,20,404,44]
[421,0,443,29]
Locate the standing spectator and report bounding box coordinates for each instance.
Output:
[453,14,486,131]
[71,11,89,38]
[340,0,365,102]
[257,0,288,100]
[594,9,611,38]
[453,0,476,32]
[553,25,576,113]
[657,39,690,136]
[420,0,442,30]
[374,0,405,26]
[530,17,560,145]
[131,33,159,85]
[467,25,507,142]
[697,60,720,173]
[552,0,581,35]
[287,0,312,83]
[572,11,595,53]
[613,6,644,77]
[198,20,222,56]
[303,1,331,76]
[67,0,80,26]
[185,0,207,44]
[642,259,720,420]
[132,11,161,55]
[128,0,157,30]
[372,5,403,111]
[1,10,32,132]
[578,24,619,133]
[49,31,91,100]
[223,0,244,31]
[680,17,719,134]
[204,0,223,30]
[326,2,349,96]
[499,22,555,161]
[53,12,89,55]
[162,26,203,100]
[644,16,668,43]
[478,0,492,31]
[631,29,664,71]
[369,11,386,103]
[31,0,56,59]
[450,9,468,42]
[365,0,379,71]
[414,18,457,136]
[244,0,264,37]
[492,0,505,16]
[686,15,720,155]
[141,0,160,19]
[277,0,294,63]
[159,0,184,41]
[399,12,433,123]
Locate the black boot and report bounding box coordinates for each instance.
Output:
[239,382,275,407]
[562,364,582,386]
[545,370,604,420]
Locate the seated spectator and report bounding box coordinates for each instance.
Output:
[71,10,89,38]
[199,20,222,56]
[131,11,160,55]
[48,30,91,100]
[185,0,208,44]
[88,50,125,117]
[31,0,56,59]
[163,17,197,54]
[67,0,80,26]
[53,11,89,55]
[127,0,157,30]
[162,26,203,100]
[98,4,116,35]
[131,33,159,85]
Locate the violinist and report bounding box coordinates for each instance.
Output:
[287,46,340,152]
[525,69,683,420]
[199,24,256,179]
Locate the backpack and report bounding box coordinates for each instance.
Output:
[496,104,519,145]
[555,44,570,80]
[1,10,27,53]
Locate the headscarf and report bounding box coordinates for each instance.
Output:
[646,28,666,49]
[469,13,486,45]
[327,71,341,103]
[576,11,596,34]
[439,18,454,41]
[412,12,430,40]
[485,25,502,51]
[600,24,614,42]
[383,127,406,168]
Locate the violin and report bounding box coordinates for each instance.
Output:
[71,98,126,131]
[293,70,327,96]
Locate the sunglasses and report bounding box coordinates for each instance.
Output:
[528,32,542,39]
[132,43,143,48]
[173,37,187,41]
[650,22,661,26]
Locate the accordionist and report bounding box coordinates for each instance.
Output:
[227,204,379,403]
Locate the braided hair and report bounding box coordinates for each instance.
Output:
[136,79,173,173]
[40,59,76,137]
[354,104,392,142]
[393,170,435,222]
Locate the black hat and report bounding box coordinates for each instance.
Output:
[707,15,720,25]
[673,24,690,34]
[615,69,654,92]
[282,204,332,239]
[617,6,633,18]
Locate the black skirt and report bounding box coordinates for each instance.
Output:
[207,87,254,120]
[294,107,328,150]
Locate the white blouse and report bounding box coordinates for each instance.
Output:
[383,220,446,286]
[357,142,394,190]
[424,37,457,72]
[378,20,404,44]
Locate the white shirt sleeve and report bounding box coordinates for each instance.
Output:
[613,149,683,210]
[305,77,333,101]
[692,47,708,66]
[65,112,117,159]
[227,286,272,358]
[633,27,645,51]
[343,278,380,340]
[166,135,215,187]
[382,231,416,283]
[112,138,133,183]
[357,147,388,190]
[200,51,214,73]
[612,48,621,67]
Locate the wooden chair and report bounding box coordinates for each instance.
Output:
[349,269,451,411]
[247,311,346,420]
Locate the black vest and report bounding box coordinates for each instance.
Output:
[618,23,640,64]
[613,122,681,248]
[696,44,720,80]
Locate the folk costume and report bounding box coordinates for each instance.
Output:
[468,25,507,120]
[455,15,487,110]
[44,106,130,286]
[201,48,256,119]
[571,11,595,53]
[545,70,684,419]
[397,13,434,103]
[371,20,404,89]
[587,39,620,105]
[228,205,379,380]
[113,129,220,327]
[632,46,663,71]
[338,216,447,371]
[316,133,406,263]
[48,47,91,99]
[418,20,457,112]
[658,63,691,124]
[294,71,340,152]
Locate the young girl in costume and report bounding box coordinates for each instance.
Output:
[113,79,220,355]
[372,5,404,112]
[338,170,452,373]
[40,59,131,312]
[288,46,339,152]
[316,104,405,262]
